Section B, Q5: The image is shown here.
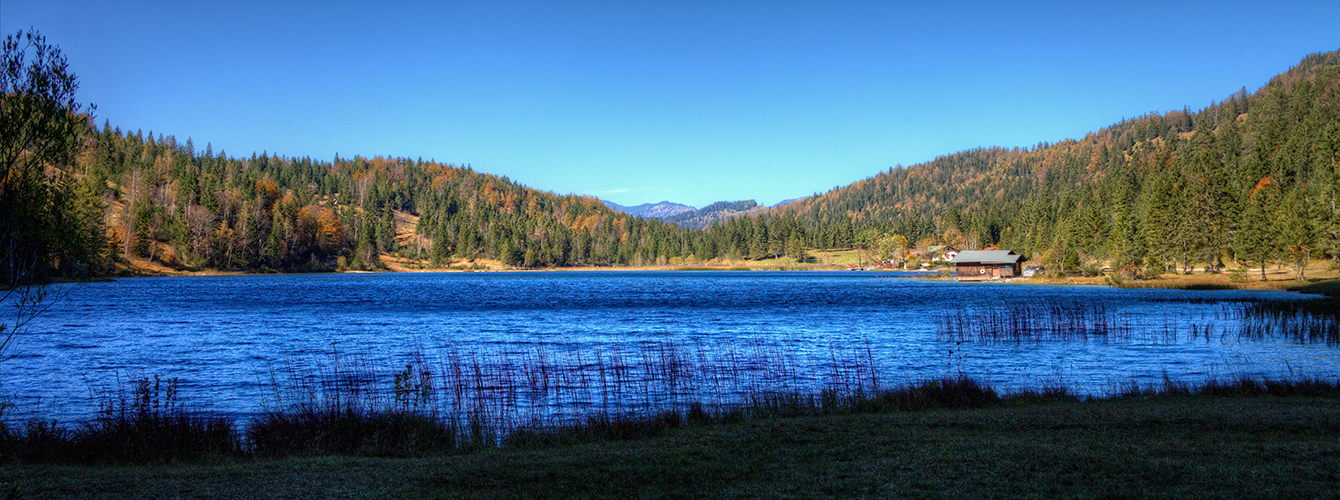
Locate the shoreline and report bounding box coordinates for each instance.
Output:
[82,253,1340,298]
[101,260,1340,292]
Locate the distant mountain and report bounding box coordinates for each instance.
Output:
[601,197,806,227]
[602,200,696,219]
[665,200,770,229]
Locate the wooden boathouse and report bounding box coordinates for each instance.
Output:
[949,250,1024,281]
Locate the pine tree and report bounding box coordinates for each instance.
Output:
[1279,188,1317,280]
[1235,178,1280,280]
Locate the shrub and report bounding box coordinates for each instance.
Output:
[1141,256,1165,279]
[1079,262,1104,277]
[2,376,240,464]
[247,406,457,457]
[1227,268,1249,283]
[76,375,241,463]
[1,419,77,463]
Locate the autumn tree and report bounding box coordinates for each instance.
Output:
[10,48,1340,280]
[876,234,909,266]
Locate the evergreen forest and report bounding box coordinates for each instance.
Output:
[9,43,1340,282]
[777,52,1340,279]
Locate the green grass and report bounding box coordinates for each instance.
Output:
[5,394,1337,499]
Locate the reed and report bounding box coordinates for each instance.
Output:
[0,341,892,462]
[1236,297,1340,345]
[4,339,1336,464]
[937,296,1339,345]
[247,406,458,457]
[936,301,1133,342]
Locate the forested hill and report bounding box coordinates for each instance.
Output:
[773,50,1340,274]
[18,50,1339,280]
[72,132,719,273]
[42,119,830,278]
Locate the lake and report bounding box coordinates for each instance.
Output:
[2,271,1336,424]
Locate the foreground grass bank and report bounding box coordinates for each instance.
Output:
[5,384,1339,499]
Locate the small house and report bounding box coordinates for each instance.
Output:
[917,245,961,263]
[949,250,1024,281]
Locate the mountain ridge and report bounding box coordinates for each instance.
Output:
[601,200,696,219]
[665,200,770,229]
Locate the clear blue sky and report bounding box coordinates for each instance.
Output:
[3,1,1337,208]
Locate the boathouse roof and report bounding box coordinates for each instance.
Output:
[949,250,1022,264]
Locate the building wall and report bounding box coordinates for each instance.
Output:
[954,263,1020,280]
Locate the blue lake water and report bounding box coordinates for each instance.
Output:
[2,271,1336,423]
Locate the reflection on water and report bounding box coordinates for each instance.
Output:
[3,271,1336,423]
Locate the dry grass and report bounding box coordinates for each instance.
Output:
[378,255,508,272]
[1026,262,1339,291]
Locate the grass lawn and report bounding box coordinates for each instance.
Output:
[6,395,1337,499]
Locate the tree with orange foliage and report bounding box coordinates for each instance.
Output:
[296,205,343,256]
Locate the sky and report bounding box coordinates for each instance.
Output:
[3,1,1337,208]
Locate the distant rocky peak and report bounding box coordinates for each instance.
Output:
[602,200,696,219]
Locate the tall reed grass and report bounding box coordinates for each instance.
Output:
[936,301,1132,342]
[1236,297,1339,345]
[4,341,890,461]
[936,296,1339,345]
[1114,372,1340,398]
[248,341,876,450]
[4,357,1336,464]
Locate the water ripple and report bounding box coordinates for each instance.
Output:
[5,271,1336,423]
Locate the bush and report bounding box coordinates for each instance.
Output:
[77,375,241,463]
[1079,262,1103,277]
[1,419,77,463]
[248,406,457,457]
[1227,268,1249,283]
[3,376,240,464]
[1141,256,1165,279]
